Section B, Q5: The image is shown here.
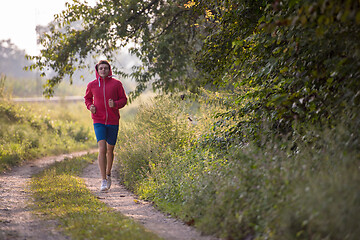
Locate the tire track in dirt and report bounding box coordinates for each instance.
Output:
[82,159,221,240]
[0,151,94,240]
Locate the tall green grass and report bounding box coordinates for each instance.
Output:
[0,100,96,172]
[116,94,216,189]
[115,94,360,240]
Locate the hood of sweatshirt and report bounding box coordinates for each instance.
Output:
[95,62,113,87]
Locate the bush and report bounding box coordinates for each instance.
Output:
[116,94,217,189]
[116,93,360,240]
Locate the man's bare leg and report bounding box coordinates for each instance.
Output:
[98,140,107,180]
[106,143,115,176]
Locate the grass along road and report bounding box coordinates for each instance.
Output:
[0,150,95,240]
[30,153,159,240]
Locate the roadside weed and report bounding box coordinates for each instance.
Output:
[0,101,96,172]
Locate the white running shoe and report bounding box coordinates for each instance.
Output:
[106,175,111,189]
[100,179,108,191]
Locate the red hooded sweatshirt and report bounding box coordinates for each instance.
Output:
[84,63,127,125]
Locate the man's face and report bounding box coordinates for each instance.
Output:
[98,64,110,78]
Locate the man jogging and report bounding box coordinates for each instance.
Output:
[84,60,127,191]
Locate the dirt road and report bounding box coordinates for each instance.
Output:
[0,151,91,240]
[82,159,219,240]
[0,152,219,240]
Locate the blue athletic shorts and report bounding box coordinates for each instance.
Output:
[93,123,119,145]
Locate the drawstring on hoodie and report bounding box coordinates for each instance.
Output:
[98,75,114,87]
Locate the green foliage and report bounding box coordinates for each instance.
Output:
[25,1,360,238]
[27,0,201,97]
[194,0,360,141]
[116,94,360,240]
[30,154,160,240]
[27,0,360,144]
[0,100,95,172]
[277,166,360,240]
[27,0,360,148]
[116,94,214,190]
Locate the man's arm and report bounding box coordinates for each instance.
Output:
[113,83,127,109]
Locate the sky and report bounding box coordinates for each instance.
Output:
[0,0,96,56]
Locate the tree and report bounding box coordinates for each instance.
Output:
[27,0,204,97]
[194,0,360,139]
[28,0,360,140]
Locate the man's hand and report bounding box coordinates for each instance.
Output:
[108,99,114,108]
[90,104,96,114]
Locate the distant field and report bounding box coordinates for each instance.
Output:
[11,96,83,102]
